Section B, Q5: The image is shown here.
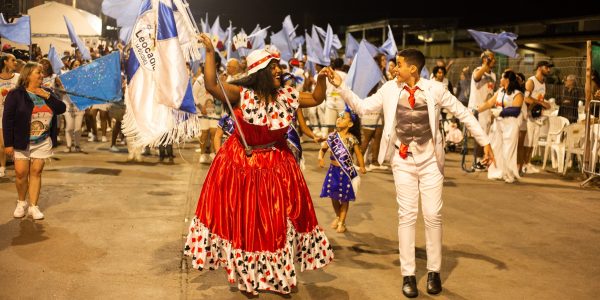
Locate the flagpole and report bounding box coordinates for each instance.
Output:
[28,16,33,60]
[215,76,252,156]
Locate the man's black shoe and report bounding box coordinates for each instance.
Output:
[427,272,442,295]
[402,276,418,298]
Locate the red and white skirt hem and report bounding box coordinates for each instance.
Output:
[184,217,334,294]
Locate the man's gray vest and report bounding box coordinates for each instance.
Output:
[395,92,432,145]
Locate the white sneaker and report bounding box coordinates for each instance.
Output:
[365,164,375,172]
[28,206,44,220]
[209,153,216,161]
[525,164,540,174]
[101,136,108,142]
[0,166,5,177]
[13,200,27,218]
[88,134,96,142]
[109,145,120,152]
[199,154,209,164]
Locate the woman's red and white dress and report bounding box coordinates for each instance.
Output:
[184,86,334,294]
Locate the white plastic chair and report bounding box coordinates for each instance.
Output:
[541,116,570,172]
[589,124,600,172]
[562,124,586,175]
[533,117,550,157]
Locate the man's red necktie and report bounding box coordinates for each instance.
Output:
[399,85,420,159]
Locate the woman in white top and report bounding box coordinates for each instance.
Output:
[0,54,20,177]
[477,70,524,183]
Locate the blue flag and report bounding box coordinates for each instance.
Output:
[59,52,122,110]
[282,15,297,41]
[226,22,239,60]
[306,27,329,66]
[361,39,380,57]
[420,65,430,79]
[249,25,269,50]
[379,25,397,60]
[0,14,31,45]
[64,16,92,60]
[345,33,359,60]
[270,28,294,61]
[467,29,519,58]
[322,24,334,59]
[345,41,383,98]
[211,16,227,42]
[47,45,64,74]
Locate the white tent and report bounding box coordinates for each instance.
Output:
[27,1,102,55]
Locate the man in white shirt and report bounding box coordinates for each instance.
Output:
[522,61,553,173]
[329,49,493,298]
[468,50,497,171]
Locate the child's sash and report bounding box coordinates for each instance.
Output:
[286,124,302,162]
[327,132,358,181]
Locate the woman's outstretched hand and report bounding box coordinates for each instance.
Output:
[197,33,214,53]
[325,68,342,88]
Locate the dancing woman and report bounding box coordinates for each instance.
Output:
[184,34,335,295]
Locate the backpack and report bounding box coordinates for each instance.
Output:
[530,104,543,119]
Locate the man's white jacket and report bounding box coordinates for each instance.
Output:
[339,78,490,174]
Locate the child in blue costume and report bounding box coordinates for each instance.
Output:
[318,108,366,233]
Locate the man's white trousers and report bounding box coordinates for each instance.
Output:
[391,145,443,276]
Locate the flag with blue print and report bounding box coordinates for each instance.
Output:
[345,41,383,99]
[64,16,92,60]
[59,52,122,110]
[467,29,519,58]
[0,14,31,45]
[123,0,201,147]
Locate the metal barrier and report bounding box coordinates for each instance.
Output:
[581,99,600,187]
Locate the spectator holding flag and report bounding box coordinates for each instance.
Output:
[184,33,335,295]
[468,50,497,171]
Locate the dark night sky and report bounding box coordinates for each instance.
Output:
[186,0,600,34]
[73,0,600,35]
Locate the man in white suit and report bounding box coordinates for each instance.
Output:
[329,49,494,298]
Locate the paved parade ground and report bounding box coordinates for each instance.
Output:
[0,140,598,299]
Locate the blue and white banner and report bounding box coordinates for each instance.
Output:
[123,0,200,147]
